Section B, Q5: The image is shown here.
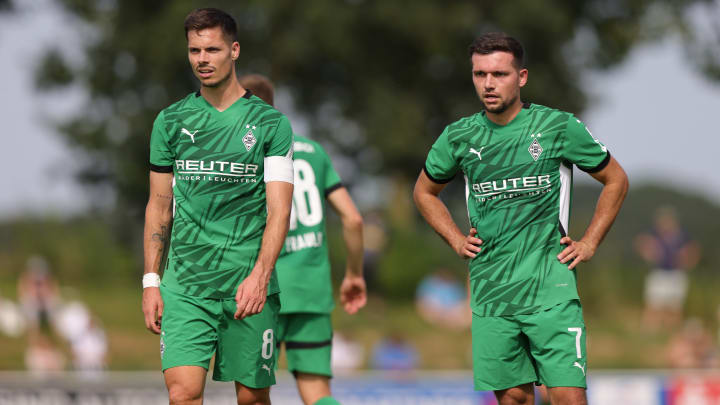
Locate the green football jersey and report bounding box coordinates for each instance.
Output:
[149,90,294,299]
[275,135,342,314]
[424,103,610,317]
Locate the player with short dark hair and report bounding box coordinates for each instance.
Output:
[413,32,629,405]
[142,8,294,405]
[239,74,275,107]
[184,7,238,43]
[239,74,367,405]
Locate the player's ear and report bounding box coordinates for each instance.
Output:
[518,68,528,88]
[231,41,240,61]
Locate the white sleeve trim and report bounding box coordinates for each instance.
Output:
[264,156,294,183]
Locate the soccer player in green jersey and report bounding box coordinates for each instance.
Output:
[239,74,367,405]
[141,9,294,405]
[413,33,629,405]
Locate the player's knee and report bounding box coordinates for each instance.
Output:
[547,387,587,405]
[236,386,270,405]
[167,382,203,404]
[495,386,533,405]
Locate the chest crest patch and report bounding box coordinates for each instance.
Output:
[243,124,257,151]
[528,133,543,161]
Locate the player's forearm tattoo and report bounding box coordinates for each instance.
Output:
[151,225,168,243]
[151,225,170,272]
[155,193,173,200]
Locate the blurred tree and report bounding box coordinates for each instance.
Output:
[34,0,718,237]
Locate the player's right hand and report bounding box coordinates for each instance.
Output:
[339,273,367,315]
[142,287,163,334]
[234,272,268,320]
[454,228,483,259]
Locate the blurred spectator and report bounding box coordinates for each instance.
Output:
[55,301,108,373]
[667,317,719,368]
[415,268,470,330]
[0,294,25,337]
[634,207,700,329]
[370,333,419,371]
[362,211,387,291]
[17,256,61,337]
[55,301,91,342]
[25,334,65,374]
[331,332,364,372]
[71,317,108,374]
[17,255,107,374]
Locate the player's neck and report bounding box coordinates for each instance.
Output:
[200,77,246,112]
[485,99,523,126]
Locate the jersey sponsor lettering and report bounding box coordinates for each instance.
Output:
[148,92,293,298]
[424,104,609,316]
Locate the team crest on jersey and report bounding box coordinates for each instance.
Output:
[243,124,257,151]
[528,133,543,161]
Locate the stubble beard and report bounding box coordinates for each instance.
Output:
[200,66,233,89]
[483,93,518,114]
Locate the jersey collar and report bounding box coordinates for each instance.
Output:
[480,102,532,130]
[193,89,254,113]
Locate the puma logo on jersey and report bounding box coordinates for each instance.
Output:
[573,361,586,376]
[181,128,198,143]
[468,147,485,160]
[261,364,272,376]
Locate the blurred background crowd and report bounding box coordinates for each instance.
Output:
[1,0,720,378]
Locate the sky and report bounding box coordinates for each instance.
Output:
[2,1,720,219]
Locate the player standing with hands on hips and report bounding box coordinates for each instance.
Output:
[141,8,294,405]
[413,33,628,405]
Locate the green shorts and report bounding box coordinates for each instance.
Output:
[276,313,333,377]
[471,299,587,391]
[159,286,280,388]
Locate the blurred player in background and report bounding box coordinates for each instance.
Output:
[413,32,628,405]
[635,206,700,329]
[142,8,294,405]
[240,74,366,405]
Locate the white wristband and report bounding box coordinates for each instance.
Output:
[142,273,161,289]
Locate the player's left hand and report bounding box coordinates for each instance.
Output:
[234,273,268,320]
[339,274,367,315]
[557,236,596,270]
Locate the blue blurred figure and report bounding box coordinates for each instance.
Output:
[371,333,419,371]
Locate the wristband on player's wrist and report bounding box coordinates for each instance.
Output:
[142,272,161,289]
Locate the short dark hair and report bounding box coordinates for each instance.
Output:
[238,74,275,106]
[468,32,525,69]
[184,8,238,43]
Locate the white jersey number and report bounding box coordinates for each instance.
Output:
[261,329,274,360]
[289,159,323,230]
[568,327,583,359]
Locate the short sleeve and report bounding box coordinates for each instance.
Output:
[265,115,294,158]
[320,146,343,197]
[149,111,174,172]
[562,116,610,173]
[423,128,459,183]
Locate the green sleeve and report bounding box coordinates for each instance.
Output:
[149,111,174,171]
[265,115,294,158]
[562,116,610,173]
[424,128,458,183]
